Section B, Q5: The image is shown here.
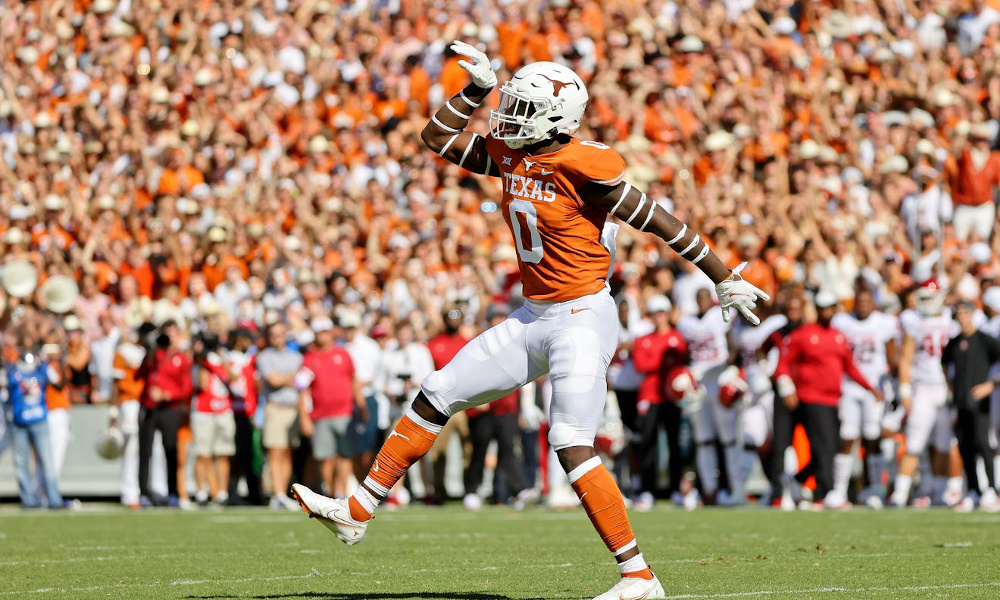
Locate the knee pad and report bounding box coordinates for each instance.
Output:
[420,369,457,415]
[547,423,578,451]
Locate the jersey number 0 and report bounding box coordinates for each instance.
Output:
[509,199,543,264]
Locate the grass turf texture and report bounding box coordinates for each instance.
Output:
[1,506,998,599]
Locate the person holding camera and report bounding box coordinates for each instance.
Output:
[192,332,237,506]
[137,320,193,507]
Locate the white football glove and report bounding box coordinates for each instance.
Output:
[715,262,770,326]
[450,40,497,90]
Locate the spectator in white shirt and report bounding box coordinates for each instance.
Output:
[901,165,953,244]
[89,312,122,404]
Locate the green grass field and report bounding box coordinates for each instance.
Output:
[1,504,999,599]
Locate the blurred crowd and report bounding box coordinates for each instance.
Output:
[3,0,1000,509]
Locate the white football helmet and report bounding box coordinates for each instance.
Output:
[95,426,126,460]
[489,61,588,149]
[915,278,945,316]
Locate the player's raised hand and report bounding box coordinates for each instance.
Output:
[715,262,770,326]
[450,40,497,89]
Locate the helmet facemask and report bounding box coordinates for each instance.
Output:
[489,81,555,149]
[916,284,944,316]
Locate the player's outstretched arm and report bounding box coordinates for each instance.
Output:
[420,41,500,177]
[586,180,770,325]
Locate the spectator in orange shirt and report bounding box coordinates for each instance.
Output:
[945,124,1000,241]
[731,233,778,302]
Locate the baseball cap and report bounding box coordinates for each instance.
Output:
[646,295,672,314]
[337,309,362,329]
[311,317,334,333]
[982,287,1000,313]
[63,314,83,331]
[814,290,839,309]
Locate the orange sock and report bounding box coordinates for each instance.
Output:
[569,457,637,555]
[348,497,371,522]
[622,567,654,581]
[350,411,442,521]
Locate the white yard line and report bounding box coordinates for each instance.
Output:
[0,570,327,596]
[663,582,1000,599]
[0,549,966,569]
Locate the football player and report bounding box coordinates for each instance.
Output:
[890,280,960,507]
[828,288,899,509]
[290,43,767,600]
[676,288,742,506]
[733,301,787,506]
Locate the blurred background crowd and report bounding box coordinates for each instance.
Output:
[2,0,1000,510]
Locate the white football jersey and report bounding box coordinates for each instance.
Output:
[900,309,958,384]
[677,307,731,370]
[831,311,899,388]
[736,314,786,366]
[737,314,787,396]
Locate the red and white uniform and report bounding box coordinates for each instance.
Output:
[227,350,257,417]
[677,307,735,444]
[736,315,787,448]
[192,351,237,459]
[631,329,688,406]
[197,353,234,414]
[832,311,898,441]
[420,137,625,451]
[900,309,958,454]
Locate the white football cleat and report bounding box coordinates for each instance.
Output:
[943,488,964,508]
[864,495,884,510]
[592,574,666,600]
[291,484,369,546]
[681,489,700,511]
[634,492,655,512]
[954,495,975,513]
[980,488,1000,513]
[823,492,851,511]
[463,493,483,511]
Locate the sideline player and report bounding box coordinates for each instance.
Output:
[890,280,959,507]
[290,42,768,600]
[828,288,898,508]
[733,301,787,505]
[676,289,740,505]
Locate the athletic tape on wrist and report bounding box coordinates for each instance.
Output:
[459,91,479,109]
